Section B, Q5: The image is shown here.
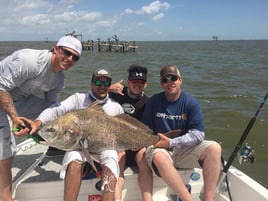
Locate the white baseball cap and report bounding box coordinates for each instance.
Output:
[56,36,82,55]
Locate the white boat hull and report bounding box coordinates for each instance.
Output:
[12,140,268,201]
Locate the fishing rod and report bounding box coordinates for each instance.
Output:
[217,91,268,191]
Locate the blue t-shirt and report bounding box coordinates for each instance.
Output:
[142,91,204,136]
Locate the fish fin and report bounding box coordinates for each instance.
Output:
[86,101,106,114]
[79,140,100,172]
[88,101,102,109]
[164,129,182,138]
[116,113,153,133]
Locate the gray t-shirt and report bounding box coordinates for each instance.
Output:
[0,49,64,103]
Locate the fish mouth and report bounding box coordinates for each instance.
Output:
[36,131,56,145]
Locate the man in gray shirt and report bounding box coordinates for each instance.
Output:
[0,35,82,201]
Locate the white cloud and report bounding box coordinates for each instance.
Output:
[123,8,134,14]
[20,14,50,25]
[76,11,102,21]
[54,12,78,22]
[152,13,164,21]
[122,1,170,15]
[2,0,52,14]
[95,16,118,27]
[0,0,173,40]
[139,0,170,15]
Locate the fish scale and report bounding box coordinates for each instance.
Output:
[38,102,160,153]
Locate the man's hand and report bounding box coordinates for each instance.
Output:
[18,117,42,135]
[109,80,124,95]
[154,133,170,149]
[12,116,31,136]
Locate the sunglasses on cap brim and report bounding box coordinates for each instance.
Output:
[94,79,111,87]
[161,75,178,83]
[60,47,80,61]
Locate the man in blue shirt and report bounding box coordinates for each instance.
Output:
[142,65,221,201]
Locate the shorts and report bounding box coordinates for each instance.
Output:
[0,95,53,160]
[0,112,16,160]
[145,140,217,176]
[60,150,119,180]
[125,150,138,167]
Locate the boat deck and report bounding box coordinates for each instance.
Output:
[12,140,205,201]
[12,139,268,201]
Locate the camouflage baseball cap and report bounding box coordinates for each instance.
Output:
[91,69,112,81]
[160,65,181,78]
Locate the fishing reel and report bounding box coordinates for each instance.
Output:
[237,143,255,164]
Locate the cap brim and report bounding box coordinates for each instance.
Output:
[161,73,178,78]
[94,75,112,80]
[128,77,146,81]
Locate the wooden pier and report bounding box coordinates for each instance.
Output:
[97,41,138,53]
[82,40,94,51]
[65,32,137,53]
[97,35,138,53]
[65,31,94,51]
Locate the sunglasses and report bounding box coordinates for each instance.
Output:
[129,79,146,85]
[161,75,178,83]
[94,79,111,87]
[60,47,80,62]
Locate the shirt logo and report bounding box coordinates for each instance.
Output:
[156,112,187,120]
[122,103,135,114]
[136,72,143,77]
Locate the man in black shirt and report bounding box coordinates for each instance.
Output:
[109,65,152,201]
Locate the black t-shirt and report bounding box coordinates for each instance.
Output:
[109,86,149,166]
[109,87,148,121]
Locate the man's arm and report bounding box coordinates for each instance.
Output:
[169,129,204,148]
[154,129,204,149]
[109,80,124,96]
[0,90,30,135]
[0,90,17,119]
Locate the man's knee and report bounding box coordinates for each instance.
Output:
[66,160,83,176]
[200,143,222,163]
[153,151,170,166]
[206,143,222,157]
[102,166,117,192]
[137,156,151,172]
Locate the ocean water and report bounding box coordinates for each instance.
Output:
[1,40,268,188]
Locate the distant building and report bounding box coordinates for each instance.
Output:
[212,35,218,40]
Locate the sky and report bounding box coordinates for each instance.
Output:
[0,0,268,41]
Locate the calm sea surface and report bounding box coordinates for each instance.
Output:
[1,40,268,188]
